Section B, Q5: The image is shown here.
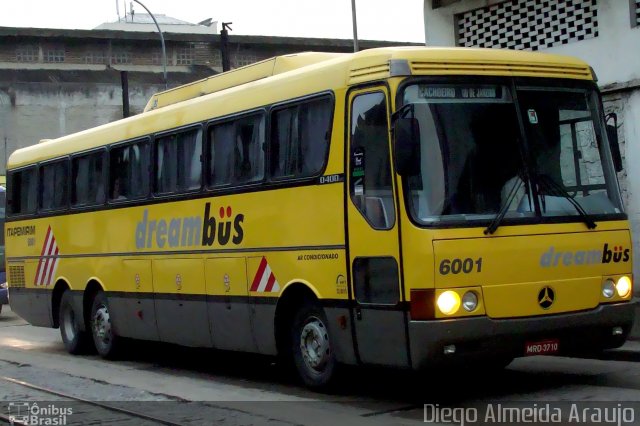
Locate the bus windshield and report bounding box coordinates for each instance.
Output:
[0,186,5,278]
[401,80,623,225]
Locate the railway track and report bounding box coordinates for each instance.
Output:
[0,375,185,425]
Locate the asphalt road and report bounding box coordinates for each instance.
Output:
[2,305,640,425]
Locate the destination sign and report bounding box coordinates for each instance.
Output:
[418,85,503,100]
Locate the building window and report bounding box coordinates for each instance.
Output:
[111,51,131,64]
[176,44,195,65]
[233,53,258,68]
[633,0,640,27]
[15,46,38,62]
[44,48,65,63]
[151,50,163,65]
[457,0,599,51]
[84,52,105,64]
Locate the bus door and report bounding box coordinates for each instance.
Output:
[346,88,409,367]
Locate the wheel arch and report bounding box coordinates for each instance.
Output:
[274,281,320,358]
[51,279,71,328]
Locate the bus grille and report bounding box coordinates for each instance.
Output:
[8,265,26,288]
[409,60,592,80]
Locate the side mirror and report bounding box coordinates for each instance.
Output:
[605,113,623,172]
[393,117,421,176]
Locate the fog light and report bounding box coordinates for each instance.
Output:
[437,291,460,315]
[616,276,632,298]
[462,291,478,312]
[613,327,623,336]
[444,344,456,355]
[602,279,616,298]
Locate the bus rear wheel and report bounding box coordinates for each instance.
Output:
[291,303,336,389]
[59,290,90,354]
[90,292,121,358]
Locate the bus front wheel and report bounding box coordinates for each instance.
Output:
[291,303,336,389]
[59,291,90,354]
[90,292,121,358]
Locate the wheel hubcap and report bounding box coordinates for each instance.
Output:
[300,316,330,371]
[93,304,112,347]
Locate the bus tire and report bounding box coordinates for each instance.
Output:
[90,292,121,358]
[291,302,336,389]
[59,291,90,354]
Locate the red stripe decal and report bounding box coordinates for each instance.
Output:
[264,273,276,293]
[45,246,59,286]
[34,226,52,285]
[250,257,268,292]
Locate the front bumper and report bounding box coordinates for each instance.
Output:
[409,302,635,369]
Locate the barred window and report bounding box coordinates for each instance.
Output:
[457,0,599,51]
[176,44,195,65]
[152,51,163,65]
[112,51,131,64]
[15,46,38,62]
[84,51,105,64]
[233,53,257,68]
[44,49,65,63]
[633,0,640,27]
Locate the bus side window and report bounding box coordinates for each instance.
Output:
[109,140,150,201]
[39,160,69,211]
[271,97,332,179]
[155,128,204,194]
[7,168,37,215]
[72,151,105,207]
[209,114,264,187]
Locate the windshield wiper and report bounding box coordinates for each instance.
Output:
[484,175,525,235]
[536,174,597,230]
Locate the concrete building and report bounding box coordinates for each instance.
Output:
[0,17,416,174]
[424,0,640,278]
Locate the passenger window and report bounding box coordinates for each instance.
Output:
[72,152,105,206]
[8,168,37,215]
[109,140,150,201]
[271,97,332,179]
[350,92,395,229]
[208,114,265,187]
[39,160,69,211]
[155,128,202,194]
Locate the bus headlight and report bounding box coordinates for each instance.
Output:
[616,276,632,298]
[462,291,478,312]
[602,279,616,298]
[437,291,460,315]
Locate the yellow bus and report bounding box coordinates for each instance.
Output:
[5,47,634,388]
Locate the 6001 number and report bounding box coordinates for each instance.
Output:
[439,257,482,275]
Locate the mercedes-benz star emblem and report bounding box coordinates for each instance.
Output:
[538,286,555,309]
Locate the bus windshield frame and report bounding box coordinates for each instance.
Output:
[397,76,624,228]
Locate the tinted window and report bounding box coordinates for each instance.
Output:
[208,114,265,187]
[271,97,332,179]
[72,151,105,206]
[353,257,399,304]
[40,160,69,211]
[8,168,37,215]
[110,140,150,201]
[155,128,202,194]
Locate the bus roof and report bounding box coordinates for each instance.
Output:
[8,46,592,169]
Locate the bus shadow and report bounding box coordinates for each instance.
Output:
[112,340,607,403]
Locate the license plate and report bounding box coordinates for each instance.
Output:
[525,339,559,355]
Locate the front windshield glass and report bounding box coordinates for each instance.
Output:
[401,80,622,226]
